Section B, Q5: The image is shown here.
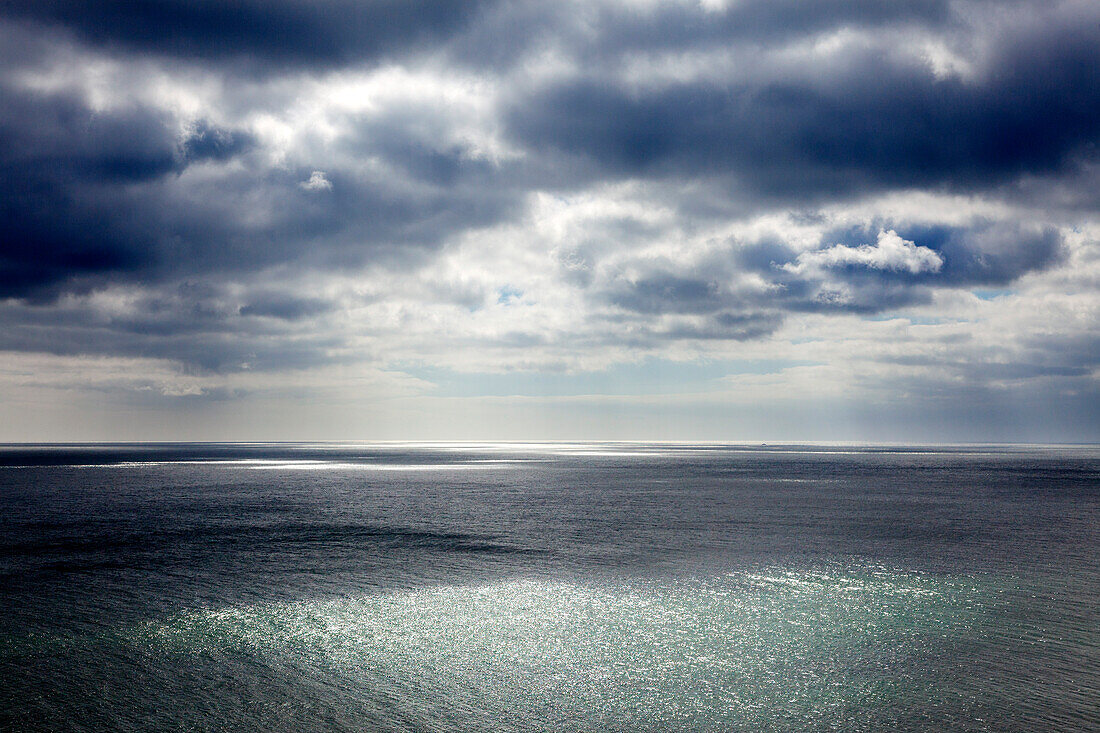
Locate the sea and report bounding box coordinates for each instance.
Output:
[1,443,1097,732]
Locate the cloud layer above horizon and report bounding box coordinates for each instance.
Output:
[1,0,1098,440]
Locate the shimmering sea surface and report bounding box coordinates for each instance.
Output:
[1,443,1097,732]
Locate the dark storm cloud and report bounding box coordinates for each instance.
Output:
[608,274,724,315]
[586,0,953,50]
[179,120,253,163]
[0,284,345,372]
[2,0,495,71]
[0,86,254,298]
[0,0,961,77]
[239,293,333,321]
[331,107,502,187]
[0,80,520,300]
[0,90,251,185]
[507,9,1100,200]
[597,263,788,341]
[449,0,962,72]
[1020,331,1100,375]
[663,312,785,342]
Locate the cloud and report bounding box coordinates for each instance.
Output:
[788,230,943,275]
[0,78,523,300]
[0,0,1097,438]
[3,0,497,71]
[450,0,958,72]
[502,2,1100,209]
[299,171,333,191]
[0,86,253,298]
[817,221,1065,286]
[239,292,333,320]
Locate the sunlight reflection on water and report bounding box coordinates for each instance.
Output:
[138,568,992,731]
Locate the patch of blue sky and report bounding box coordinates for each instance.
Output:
[497,286,523,304]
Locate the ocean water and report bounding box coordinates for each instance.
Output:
[0,443,1097,732]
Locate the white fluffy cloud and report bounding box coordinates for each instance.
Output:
[786,230,943,275]
[299,170,333,191]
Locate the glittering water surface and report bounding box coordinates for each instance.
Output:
[1,444,1097,731]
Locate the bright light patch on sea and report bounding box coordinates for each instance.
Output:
[65,459,522,470]
[135,569,995,731]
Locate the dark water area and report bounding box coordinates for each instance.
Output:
[1,443,1097,731]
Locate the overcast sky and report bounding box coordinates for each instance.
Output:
[1,0,1098,441]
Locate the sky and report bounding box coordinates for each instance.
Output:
[0,0,1098,442]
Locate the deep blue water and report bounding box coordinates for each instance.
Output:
[1,443,1097,732]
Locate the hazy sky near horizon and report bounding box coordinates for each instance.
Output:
[1,0,1098,441]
